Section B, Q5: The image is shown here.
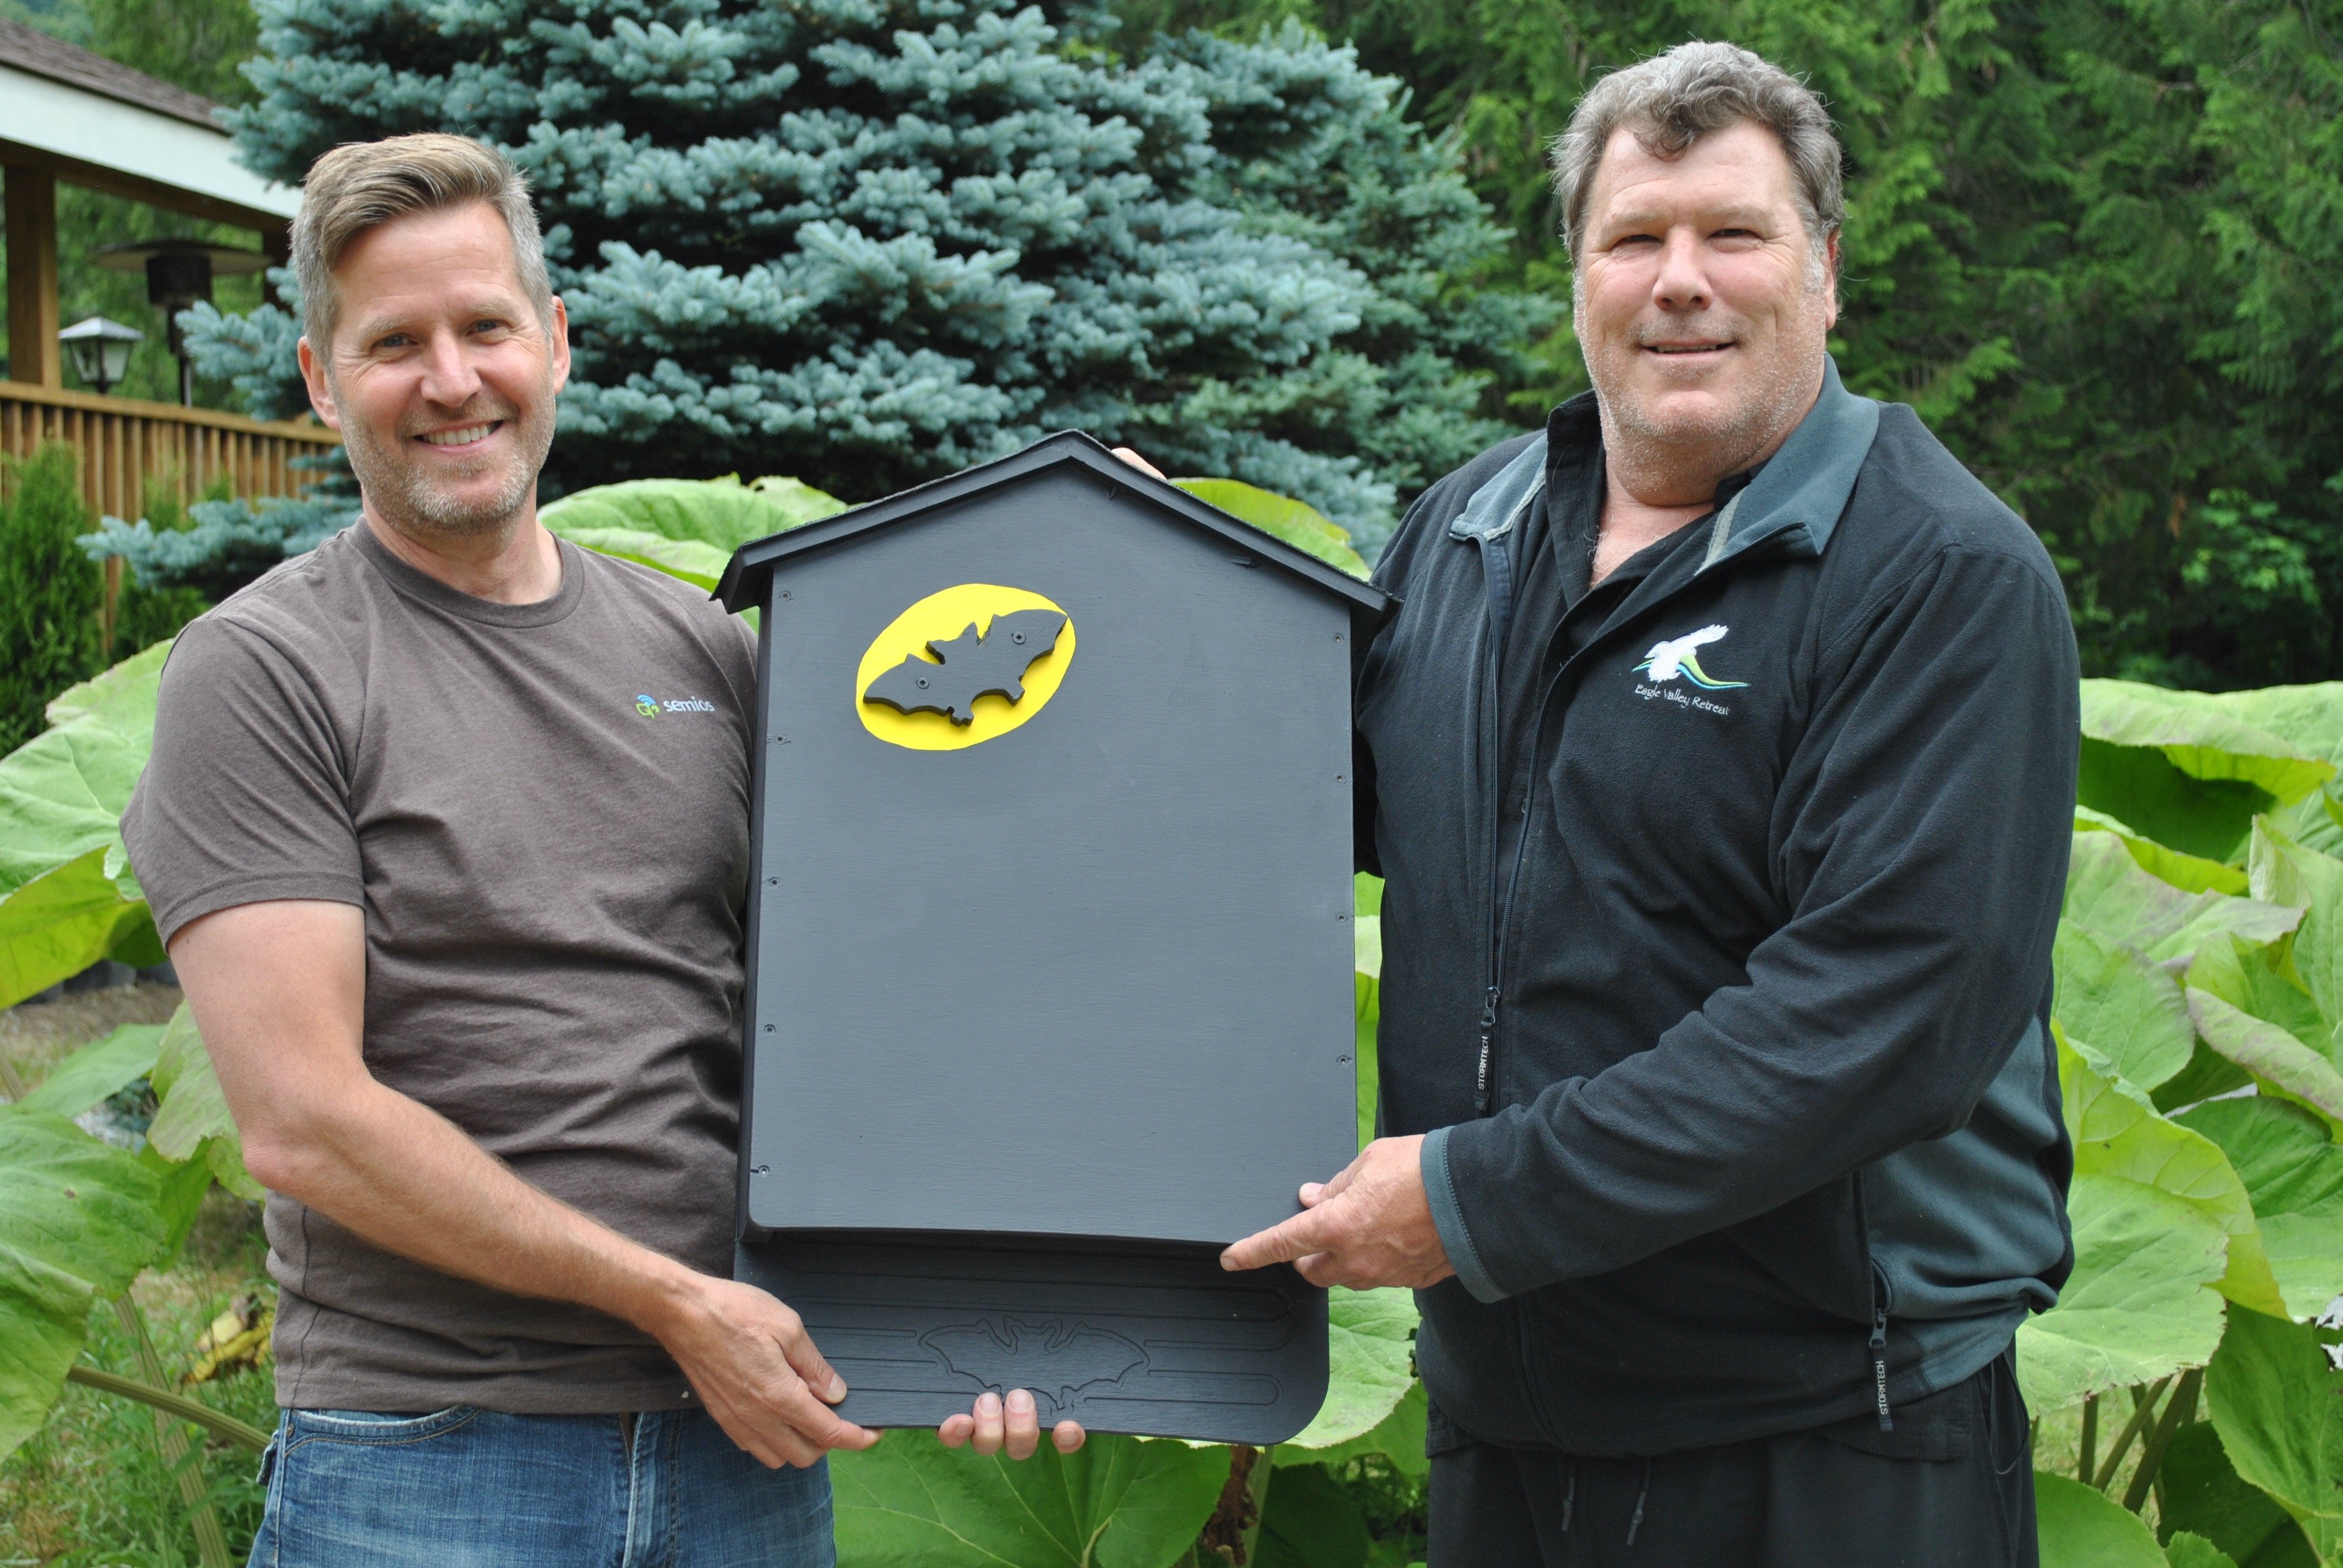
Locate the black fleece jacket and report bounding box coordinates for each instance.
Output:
[1357,361,2080,1456]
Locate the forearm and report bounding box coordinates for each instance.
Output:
[252,1074,704,1339]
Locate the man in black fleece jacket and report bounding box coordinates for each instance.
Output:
[1218,41,2079,1566]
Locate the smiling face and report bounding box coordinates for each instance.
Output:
[298,201,569,543]
[1574,119,1838,503]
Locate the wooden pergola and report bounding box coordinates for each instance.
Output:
[1,17,335,526]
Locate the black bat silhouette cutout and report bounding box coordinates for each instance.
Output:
[863,608,1068,725]
[921,1318,1150,1406]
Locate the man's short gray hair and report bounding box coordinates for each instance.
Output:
[292,133,552,350]
[1550,41,1843,263]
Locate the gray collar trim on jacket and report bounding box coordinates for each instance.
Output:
[1447,356,1883,571]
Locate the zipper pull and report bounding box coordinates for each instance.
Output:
[1474,988,1499,1115]
[1869,1307,1893,1431]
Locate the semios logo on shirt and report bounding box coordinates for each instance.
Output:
[635,694,718,716]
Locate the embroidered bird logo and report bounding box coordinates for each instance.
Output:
[1634,624,1748,690]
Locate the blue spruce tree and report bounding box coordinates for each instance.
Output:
[106,1,1549,588]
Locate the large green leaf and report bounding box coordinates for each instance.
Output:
[11,1022,162,1119]
[2078,684,2333,864]
[540,474,845,552]
[2065,1038,2286,1320]
[0,1109,166,1459]
[2178,1099,2343,1321]
[2036,1471,2170,1568]
[146,1004,260,1201]
[1171,479,1369,579]
[1296,1380,1427,1481]
[830,1430,1228,1568]
[2079,807,2252,895]
[1254,1461,1370,1568]
[2249,828,2343,1042]
[2065,835,2302,968]
[1285,1288,1417,1451]
[2016,1169,2229,1411]
[1354,917,1380,1152]
[2167,1535,2246,1568]
[2206,1308,2343,1565]
[2056,921,2198,1091]
[2208,685,2343,861]
[2082,682,2335,802]
[0,642,172,1010]
[2160,1420,2319,1568]
[2018,1037,2233,1410]
[2191,937,2335,1060]
[543,525,733,591]
[2187,991,2343,1135]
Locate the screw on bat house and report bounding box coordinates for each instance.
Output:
[751,1165,770,1177]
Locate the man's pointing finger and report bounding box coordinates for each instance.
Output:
[1221,1208,1336,1272]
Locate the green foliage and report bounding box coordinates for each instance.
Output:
[2036,1471,2170,1567]
[1284,1288,1418,1451]
[2206,1310,2343,1564]
[0,642,172,1012]
[540,474,847,590]
[2160,1421,2319,1568]
[0,447,102,759]
[831,1429,1230,1566]
[2014,1034,2232,1414]
[0,1111,164,1462]
[1254,1460,1371,1568]
[1173,477,1370,577]
[2177,1100,2343,1325]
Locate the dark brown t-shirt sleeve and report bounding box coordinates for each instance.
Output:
[123,615,364,945]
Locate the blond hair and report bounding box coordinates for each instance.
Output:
[291,133,551,348]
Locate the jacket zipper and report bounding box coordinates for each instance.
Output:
[1468,501,1522,1117]
[1856,1168,1893,1431]
[1870,1266,1895,1432]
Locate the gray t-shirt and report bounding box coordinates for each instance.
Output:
[122,521,758,1414]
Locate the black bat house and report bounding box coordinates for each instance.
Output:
[863,607,1067,725]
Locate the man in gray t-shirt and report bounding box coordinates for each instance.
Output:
[126,135,1073,1565]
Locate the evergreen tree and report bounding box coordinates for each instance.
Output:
[0,446,101,756]
[149,0,1548,585]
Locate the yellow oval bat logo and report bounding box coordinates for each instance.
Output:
[855,584,1076,750]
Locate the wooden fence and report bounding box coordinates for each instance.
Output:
[0,378,340,523]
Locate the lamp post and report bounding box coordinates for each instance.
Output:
[91,240,267,406]
[57,316,144,396]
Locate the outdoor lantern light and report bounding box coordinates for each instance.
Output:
[57,316,143,396]
[91,240,268,407]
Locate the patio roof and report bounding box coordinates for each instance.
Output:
[1,19,298,388]
[0,18,298,230]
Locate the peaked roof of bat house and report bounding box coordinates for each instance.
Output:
[714,430,1395,639]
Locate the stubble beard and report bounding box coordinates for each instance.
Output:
[1579,267,1830,500]
[341,387,557,544]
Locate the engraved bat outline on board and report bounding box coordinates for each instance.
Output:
[919,1318,1149,1405]
[862,608,1069,725]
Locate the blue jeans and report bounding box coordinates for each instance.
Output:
[246,1406,834,1567]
